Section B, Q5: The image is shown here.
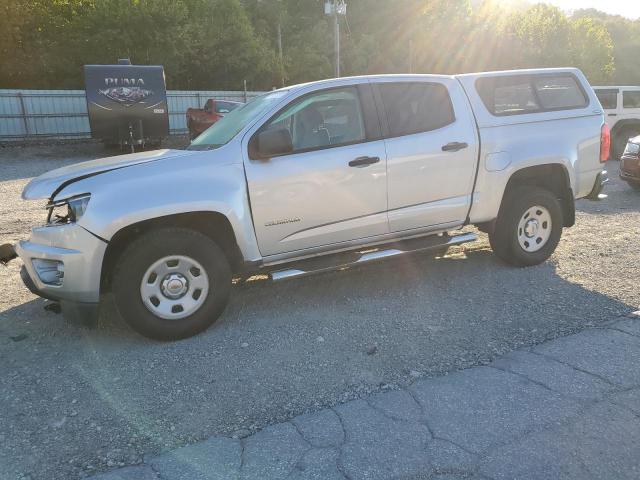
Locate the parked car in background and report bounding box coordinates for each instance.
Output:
[620,135,640,190]
[186,99,242,139]
[3,68,608,341]
[594,86,640,160]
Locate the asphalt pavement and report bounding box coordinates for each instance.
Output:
[89,312,640,480]
[1,143,639,479]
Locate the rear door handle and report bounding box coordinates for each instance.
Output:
[442,142,469,152]
[349,156,380,167]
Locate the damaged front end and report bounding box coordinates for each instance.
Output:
[5,191,105,326]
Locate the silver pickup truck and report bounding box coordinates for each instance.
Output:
[3,68,609,340]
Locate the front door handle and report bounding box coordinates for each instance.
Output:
[442,142,469,152]
[349,156,380,167]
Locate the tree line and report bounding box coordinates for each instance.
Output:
[1,0,638,91]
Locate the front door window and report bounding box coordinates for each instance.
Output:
[262,87,366,153]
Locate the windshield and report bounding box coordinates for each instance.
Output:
[188,91,289,150]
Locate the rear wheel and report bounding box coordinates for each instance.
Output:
[489,186,563,267]
[112,228,231,340]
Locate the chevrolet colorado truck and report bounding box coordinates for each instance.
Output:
[2,69,609,340]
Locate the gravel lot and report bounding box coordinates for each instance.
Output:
[1,142,639,479]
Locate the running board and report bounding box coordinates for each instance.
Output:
[269,232,477,281]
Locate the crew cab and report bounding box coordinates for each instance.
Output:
[186,99,242,139]
[2,69,608,340]
[594,86,640,159]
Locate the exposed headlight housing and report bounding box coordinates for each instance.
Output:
[624,142,640,156]
[46,194,91,225]
[32,258,64,285]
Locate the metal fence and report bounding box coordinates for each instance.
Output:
[0,89,264,141]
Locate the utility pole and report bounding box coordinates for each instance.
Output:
[333,0,340,77]
[277,21,284,87]
[325,0,346,78]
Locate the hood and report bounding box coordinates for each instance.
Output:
[22,149,196,200]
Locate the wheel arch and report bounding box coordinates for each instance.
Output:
[100,211,244,293]
[502,163,574,228]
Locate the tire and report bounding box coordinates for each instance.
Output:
[112,228,231,341]
[489,186,563,267]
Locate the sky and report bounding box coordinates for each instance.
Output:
[545,0,640,19]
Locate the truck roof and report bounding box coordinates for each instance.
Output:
[271,68,600,130]
[281,68,585,92]
[593,86,640,90]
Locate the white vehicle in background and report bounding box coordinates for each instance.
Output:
[594,86,640,159]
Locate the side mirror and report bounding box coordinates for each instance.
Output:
[255,128,293,158]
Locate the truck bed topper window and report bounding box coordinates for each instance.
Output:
[476,73,589,117]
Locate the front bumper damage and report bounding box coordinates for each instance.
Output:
[2,224,106,325]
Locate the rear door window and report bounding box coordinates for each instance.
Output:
[477,74,588,116]
[595,89,619,110]
[377,82,455,137]
[623,91,640,109]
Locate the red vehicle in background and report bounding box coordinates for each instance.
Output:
[620,135,640,191]
[186,99,243,139]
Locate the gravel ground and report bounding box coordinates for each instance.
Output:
[0,142,639,480]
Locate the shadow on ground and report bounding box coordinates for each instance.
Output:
[0,246,634,479]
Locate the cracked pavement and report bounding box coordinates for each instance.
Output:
[88,313,640,480]
[2,146,640,479]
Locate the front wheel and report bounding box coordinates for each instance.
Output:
[112,228,231,340]
[489,186,563,267]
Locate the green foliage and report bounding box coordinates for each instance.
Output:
[574,8,640,85]
[0,0,34,86]
[0,0,636,90]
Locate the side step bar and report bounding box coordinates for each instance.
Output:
[270,232,477,281]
